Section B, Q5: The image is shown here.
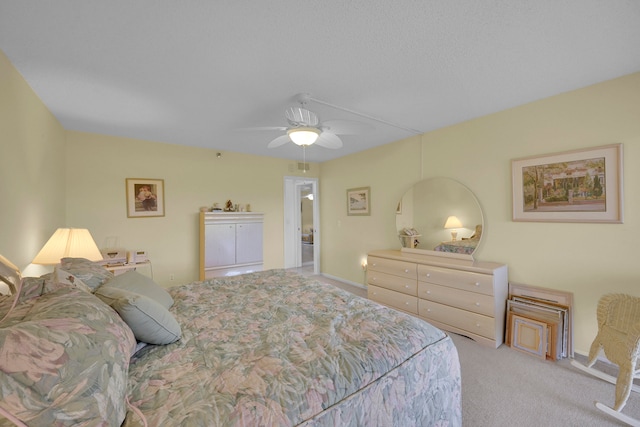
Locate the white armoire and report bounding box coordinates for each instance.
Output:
[199,212,264,279]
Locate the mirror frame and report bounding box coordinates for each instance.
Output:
[396,177,484,261]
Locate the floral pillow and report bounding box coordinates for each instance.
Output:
[0,286,136,426]
[53,265,94,294]
[58,257,113,291]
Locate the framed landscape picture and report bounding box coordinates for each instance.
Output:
[347,186,370,216]
[511,144,623,223]
[126,178,165,218]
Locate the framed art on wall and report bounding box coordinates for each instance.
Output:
[511,144,623,223]
[126,178,165,218]
[347,186,370,216]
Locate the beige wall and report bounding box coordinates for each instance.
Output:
[0,50,67,277]
[64,132,319,286]
[3,46,640,355]
[321,72,640,355]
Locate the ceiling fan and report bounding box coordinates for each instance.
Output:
[247,94,373,150]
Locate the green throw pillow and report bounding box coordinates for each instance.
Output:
[97,270,173,308]
[95,287,181,345]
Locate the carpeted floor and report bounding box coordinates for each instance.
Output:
[449,332,640,426]
[305,271,640,426]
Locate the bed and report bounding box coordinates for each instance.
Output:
[0,257,461,426]
[434,239,478,255]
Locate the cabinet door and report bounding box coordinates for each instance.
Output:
[236,222,263,264]
[205,223,236,267]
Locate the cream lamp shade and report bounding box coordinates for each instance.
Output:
[444,216,463,242]
[32,228,103,265]
[287,127,320,146]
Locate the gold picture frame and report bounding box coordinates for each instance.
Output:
[126,178,165,218]
[347,186,370,216]
[511,144,623,223]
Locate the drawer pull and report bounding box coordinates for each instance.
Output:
[476,323,481,327]
[405,285,409,289]
[404,269,409,273]
[474,282,480,287]
[425,273,431,278]
[475,302,480,306]
[426,290,431,294]
[372,263,377,267]
[405,302,409,305]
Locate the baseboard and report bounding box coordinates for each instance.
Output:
[320,273,367,290]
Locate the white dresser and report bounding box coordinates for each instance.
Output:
[199,212,264,279]
[367,249,508,348]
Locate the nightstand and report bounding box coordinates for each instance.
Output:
[104,260,153,278]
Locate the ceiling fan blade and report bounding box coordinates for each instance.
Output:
[267,134,291,148]
[236,126,287,132]
[315,132,343,149]
[321,120,373,135]
[285,107,319,127]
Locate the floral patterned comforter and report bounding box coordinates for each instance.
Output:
[124,270,462,426]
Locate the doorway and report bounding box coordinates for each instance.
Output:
[283,177,319,274]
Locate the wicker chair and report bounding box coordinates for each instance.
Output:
[573,293,640,425]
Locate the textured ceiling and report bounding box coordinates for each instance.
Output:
[2,1,639,162]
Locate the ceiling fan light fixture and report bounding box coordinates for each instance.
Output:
[288,127,320,146]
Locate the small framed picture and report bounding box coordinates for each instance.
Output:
[126,178,165,218]
[347,186,370,216]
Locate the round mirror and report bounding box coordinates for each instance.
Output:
[396,177,484,257]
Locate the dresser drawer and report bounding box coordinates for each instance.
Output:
[368,285,418,315]
[419,299,495,340]
[368,256,416,280]
[417,264,494,296]
[367,270,417,296]
[417,282,495,317]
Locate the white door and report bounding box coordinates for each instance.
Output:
[283,177,319,273]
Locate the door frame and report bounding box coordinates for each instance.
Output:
[283,176,319,273]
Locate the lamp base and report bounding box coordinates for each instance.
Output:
[451,230,458,242]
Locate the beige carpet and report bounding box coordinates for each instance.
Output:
[449,332,640,426]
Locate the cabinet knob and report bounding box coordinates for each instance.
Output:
[475,302,480,306]
[372,263,377,267]
[404,269,409,273]
[426,273,431,278]
[426,290,431,294]
[427,308,432,312]
[405,302,409,305]
[476,323,481,327]
[474,282,480,287]
[405,285,409,288]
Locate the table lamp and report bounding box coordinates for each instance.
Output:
[444,216,463,242]
[32,228,103,265]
